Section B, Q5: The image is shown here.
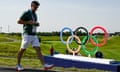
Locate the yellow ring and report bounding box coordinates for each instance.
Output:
[66,35,81,53]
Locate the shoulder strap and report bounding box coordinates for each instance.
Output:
[29,10,35,22]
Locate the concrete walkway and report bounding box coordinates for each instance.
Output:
[0,67,57,72]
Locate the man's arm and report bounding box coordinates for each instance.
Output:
[17,19,33,25]
[17,19,40,27]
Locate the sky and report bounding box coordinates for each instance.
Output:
[0,0,120,33]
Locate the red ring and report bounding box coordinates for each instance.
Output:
[90,26,108,47]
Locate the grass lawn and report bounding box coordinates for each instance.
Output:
[0,34,119,71]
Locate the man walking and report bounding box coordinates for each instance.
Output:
[16,1,53,71]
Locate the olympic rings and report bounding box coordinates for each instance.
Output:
[81,36,98,55]
[60,26,108,56]
[74,27,89,45]
[66,35,81,54]
[90,26,108,47]
[60,27,74,44]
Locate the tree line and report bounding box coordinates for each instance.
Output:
[0,31,120,36]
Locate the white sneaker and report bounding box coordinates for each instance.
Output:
[44,64,54,70]
[16,64,24,71]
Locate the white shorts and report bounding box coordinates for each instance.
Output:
[21,35,40,49]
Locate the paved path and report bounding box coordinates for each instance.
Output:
[0,67,57,72]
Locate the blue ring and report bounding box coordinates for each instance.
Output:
[60,27,74,44]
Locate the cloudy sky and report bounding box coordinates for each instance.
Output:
[0,0,120,33]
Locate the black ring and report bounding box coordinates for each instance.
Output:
[74,27,89,45]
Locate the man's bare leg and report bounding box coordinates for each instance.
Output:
[33,46,54,70]
[17,48,26,65]
[33,47,45,65]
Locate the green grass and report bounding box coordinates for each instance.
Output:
[0,34,21,40]
[0,36,120,60]
[0,37,14,42]
[0,34,119,71]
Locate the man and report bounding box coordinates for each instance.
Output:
[16,1,53,71]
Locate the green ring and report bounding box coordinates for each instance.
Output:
[81,36,98,55]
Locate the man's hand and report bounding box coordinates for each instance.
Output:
[34,22,40,27]
[27,20,40,27]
